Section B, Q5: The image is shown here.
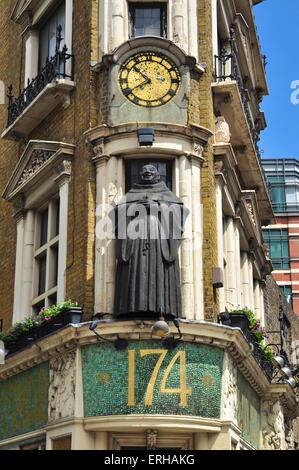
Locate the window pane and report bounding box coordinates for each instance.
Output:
[55,199,60,236]
[40,209,48,246]
[39,1,66,70]
[130,3,167,38]
[38,255,47,296]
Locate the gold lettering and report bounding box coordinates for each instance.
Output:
[27,375,38,424]
[12,382,21,430]
[203,375,212,387]
[160,351,192,406]
[140,349,168,406]
[1,384,12,434]
[38,370,48,423]
[98,372,109,385]
[127,350,136,406]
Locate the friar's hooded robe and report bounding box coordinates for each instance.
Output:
[109,180,189,319]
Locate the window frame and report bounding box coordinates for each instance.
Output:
[263,228,290,270]
[128,2,167,39]
[2,140,75,323]
[32,197,60,313]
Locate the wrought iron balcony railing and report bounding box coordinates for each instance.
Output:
[213,28,262,162]
[6,26,74,128]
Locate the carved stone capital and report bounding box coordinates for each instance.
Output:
[53,159,72,184]
[12,193,26,220]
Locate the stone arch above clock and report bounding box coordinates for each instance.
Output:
[101,36,204,127]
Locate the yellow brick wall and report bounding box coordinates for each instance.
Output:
[0,0,22,331]
[197,0,219,321]
[0,0,96,324]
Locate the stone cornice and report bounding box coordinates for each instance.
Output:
[0,320,297,415]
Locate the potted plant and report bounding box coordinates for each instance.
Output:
[0,300,82,356]
[218,309,251,340]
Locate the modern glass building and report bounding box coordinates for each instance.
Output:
[262,158,299,315]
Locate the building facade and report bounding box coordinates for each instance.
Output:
[0,0,298,450]
[262,158,299,317]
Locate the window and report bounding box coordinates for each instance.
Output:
[39,2,66,70]
[125,159,172,192]
[263,229,290,269]
[280,286,293,307]
[33,199,60,313]
[3,140,74,323]
[129,2,167,38]
[267,175,286,212]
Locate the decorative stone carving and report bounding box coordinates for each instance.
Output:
[54,159,72,183]
[221,352,238,422]
[245,198,256,228]
[12,192,26,218]
[18,149,55,186]
[48,350,76,422]
[261,400,286,450]
[215,116,230,143]
[146,429,158,450]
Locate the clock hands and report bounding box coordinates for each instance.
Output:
[123,78,151,96]
[133,65,152,84]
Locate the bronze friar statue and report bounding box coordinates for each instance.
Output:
[109,164,189,319]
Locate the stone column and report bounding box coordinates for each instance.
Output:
[234,220,242,308]
[54,161,72,303]
[215,177,225,312]
[111,0,126,50]
[225,217,236,309]
[176,155,194,320]
[23,209,35,317]
[194,432,209,450]
[191,156,203,319]
[12,195,26,323]
[240,252,250,308]
[94,151,123,314]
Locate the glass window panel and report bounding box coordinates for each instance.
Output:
[40,209,48,246]
[55,199,60,236]
[38,255,47,296]
[130,3,167,38]
[39,1,65,70]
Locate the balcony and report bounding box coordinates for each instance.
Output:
[2,28,75,141]
[212,28,275,226]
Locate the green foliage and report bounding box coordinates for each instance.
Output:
[230,308,276,363]
[0,300,79,345]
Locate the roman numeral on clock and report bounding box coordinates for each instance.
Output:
[123,87,132,96]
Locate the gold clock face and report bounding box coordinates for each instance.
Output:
[118,51,181,107]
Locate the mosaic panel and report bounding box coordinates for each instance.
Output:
[237,371,261,449]
[82,341,223,418]
[0,362,49,440]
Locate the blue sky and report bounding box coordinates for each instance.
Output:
[253,0,299,158]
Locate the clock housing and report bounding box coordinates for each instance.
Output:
[118,51,181,108]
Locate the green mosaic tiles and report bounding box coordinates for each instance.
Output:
[0,362,49,440]
[82,341,223,418]
[237,371,261,449]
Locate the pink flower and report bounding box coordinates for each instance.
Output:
[45,316,50,321]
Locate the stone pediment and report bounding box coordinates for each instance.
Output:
[11,0,38,24]
[2,140,75,203]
